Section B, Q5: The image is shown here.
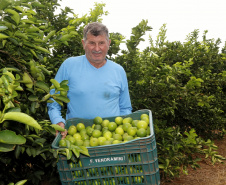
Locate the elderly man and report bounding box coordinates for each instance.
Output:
[47,22,132,137]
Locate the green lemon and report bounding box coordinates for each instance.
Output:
[68,125,77,135]
[77,123,85,132]
[93,116,103,125]
[59,139,67,147]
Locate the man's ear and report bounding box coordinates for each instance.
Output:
[82,39,85,49]
[108,39,111,46]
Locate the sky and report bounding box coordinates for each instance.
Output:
[58,0,226,50]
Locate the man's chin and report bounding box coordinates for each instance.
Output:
[91,58,105,63]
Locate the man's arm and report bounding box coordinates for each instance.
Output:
[47,61,68,125]
[119,69,132,115]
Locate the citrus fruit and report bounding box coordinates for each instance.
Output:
[127,127,137,136]
[90,138,99,147]
[141,116,149,124]
[115,127,124,135]
[93,116,103,125]
[94,124,102,130]
[108,138,114,142]
[122,133,129,140]
[67,125,77,135]
[132,120,139,127]
[113,133,123,141]
[101,119,110,127]
[66,135,72,140]
[137,128,147,137]
[86,126,94,136]
[124,135,134,141]
[140,113,149,120]
[73,133,82,140]
[59,139,67,147]
[80,128,87,135]
[122,122,132,132]
[137,120,148,129]
[112,140,121,144]
[68,136,76,144]
[115,116,123,125]
[81,134,90,140]
[102,127,109,133]
[103,140,112,145]
[76,123,85,132]
[98,137,107,145]
[108,122,117,132]
[122,117,132,124]
[103,131,112,140]
[83,140,90,147]
[92,129,102,138]
[74,139,84,146]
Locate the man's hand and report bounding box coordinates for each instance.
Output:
[56,122,67,139]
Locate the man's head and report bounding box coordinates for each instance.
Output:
[82,22,111,68]
[83,22,109,41]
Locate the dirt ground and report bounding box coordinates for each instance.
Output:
[161,136,226,185]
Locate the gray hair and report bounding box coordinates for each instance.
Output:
[83,22,109,41]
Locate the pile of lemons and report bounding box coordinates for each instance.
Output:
[59,113,150,147]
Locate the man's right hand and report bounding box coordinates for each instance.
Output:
[56,122,67,139]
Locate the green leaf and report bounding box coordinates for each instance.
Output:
[0,143,15,152]
[15,180,27,185]
[14,6,24,13]
[50,124,65,132]
[65,148,72,160]
[32,2,45,8]
[0,26,8,31]
[54,95,70,103]
[79,148,90,157]
[72,148,80,158]
[28,95,38,101]
[15,145,21,159]
[14,31,28,40]
[5,9,20,25]
[0,130,26,144]
[6,107,21,112]
[44,30,56,42]
[0,33,9,39]
[60,80,69,86]
[35,81,50,92]
[1,112,42,130]
[60,34,72,42]
[35,46,50,54]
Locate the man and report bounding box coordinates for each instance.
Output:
[47,22,132,137]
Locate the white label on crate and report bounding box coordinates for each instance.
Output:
[88,155,126,166]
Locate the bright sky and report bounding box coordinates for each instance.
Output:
[58,0,226,50]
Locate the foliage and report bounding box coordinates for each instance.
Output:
[0,0,110,184]
[116,24,226,139]
[155,119,225,179]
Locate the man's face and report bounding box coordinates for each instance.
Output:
[82,33,111,67]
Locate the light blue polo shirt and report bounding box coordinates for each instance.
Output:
[47,55,132,124]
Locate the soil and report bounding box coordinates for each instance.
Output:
[161,136,226,185]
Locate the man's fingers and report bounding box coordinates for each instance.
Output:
[60,130,68,139]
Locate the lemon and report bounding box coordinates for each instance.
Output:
[93,116,103,125]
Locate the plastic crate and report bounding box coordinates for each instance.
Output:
[52,109,160,185]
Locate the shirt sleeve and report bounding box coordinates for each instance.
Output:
[119,68,132,116]
[47,61,68,125]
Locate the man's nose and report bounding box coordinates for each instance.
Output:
[94,44,101,51]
